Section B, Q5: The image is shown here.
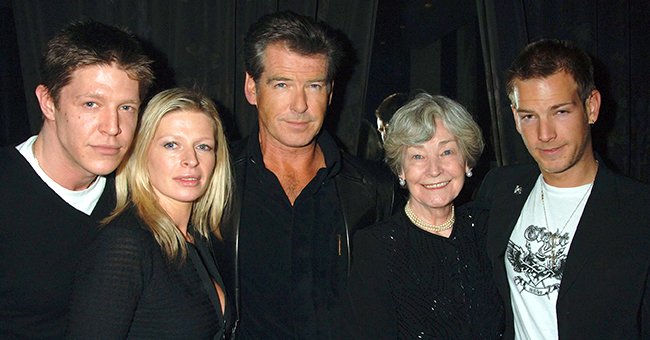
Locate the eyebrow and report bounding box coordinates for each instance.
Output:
[515,100,576,113]
[265,76,328,85]
[438,139,458,147]
[408,139,458,149]
[75,92,140,105]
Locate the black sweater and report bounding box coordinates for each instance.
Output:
[67,207,231,339]
[347,204,504,339]
[0,146,115,339]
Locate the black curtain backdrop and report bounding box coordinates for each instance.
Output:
[2,0,649,183]
[477,0,650,182]
[5,0,377,155]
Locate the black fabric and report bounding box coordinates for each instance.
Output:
[0,146,115,339]
[6,1,378,155]
[214,129,398,338]
[237,130,345,339]
[477,0,650,182]
[475,161,650,339]
[67,207,231,339]
[347,204,504,339]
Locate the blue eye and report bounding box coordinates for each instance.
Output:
[441,149,454,156]
[163,142,177,149]
[197,144,213,151]
[120,105,137,112]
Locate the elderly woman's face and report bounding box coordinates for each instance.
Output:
[400,119,468,213]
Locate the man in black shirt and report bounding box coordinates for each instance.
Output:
[215,11,397,338]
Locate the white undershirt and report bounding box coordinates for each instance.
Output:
[505,175,593,340]
[16,136,105,215]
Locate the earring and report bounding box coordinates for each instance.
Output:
[466,169,473,178]
[398,177,406,187]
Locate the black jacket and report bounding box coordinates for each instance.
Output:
[213,132,398,336]
[475,161,650,339]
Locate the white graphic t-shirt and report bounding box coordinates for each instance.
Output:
[505,175,593,340]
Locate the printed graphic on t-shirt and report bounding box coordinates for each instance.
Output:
[506,224,568,297]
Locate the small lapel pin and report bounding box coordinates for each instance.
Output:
[514,185,523,195]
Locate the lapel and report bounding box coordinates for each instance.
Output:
[335,172,376,234]
[488,171,539,260]
[557,165,618,299]
[484,165,539,317]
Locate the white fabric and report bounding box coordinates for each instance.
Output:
[16,136,105,215]
[505,175,593,340]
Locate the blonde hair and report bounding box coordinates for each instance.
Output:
[106,88,232,261]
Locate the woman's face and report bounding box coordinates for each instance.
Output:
[400,119,468,214]
[147,110,216,212]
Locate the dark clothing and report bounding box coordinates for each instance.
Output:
[67,207,231,339]
[347,204,504,339]
[238,132,345,338]
[475,161,650,339]
[0,146,115,339]
[214,130,397,338]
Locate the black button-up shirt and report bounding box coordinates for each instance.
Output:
[238,133,346,339]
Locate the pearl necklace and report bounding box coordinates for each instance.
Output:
[404,202,455,233]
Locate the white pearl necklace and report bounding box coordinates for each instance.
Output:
[404,202,455,233]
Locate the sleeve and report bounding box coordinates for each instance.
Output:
[66,224,147,339]
[345,229,396,339]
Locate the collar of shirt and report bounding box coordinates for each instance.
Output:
[245,128,342,182]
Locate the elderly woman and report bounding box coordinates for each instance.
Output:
[347,93,503,339]
[67,88,233,338]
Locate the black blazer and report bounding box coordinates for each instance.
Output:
[213,132,398,336]
[475,162,650,339]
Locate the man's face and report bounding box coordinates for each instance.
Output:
[244,43,332,151]
[41,63,140,179]
[511,71,599,182]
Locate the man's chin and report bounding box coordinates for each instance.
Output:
[85,160,122,176]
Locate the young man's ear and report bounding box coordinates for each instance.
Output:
[35,85,56,121]
[511,104,522,134]
[244,73,257,106]
[585,89,601,125]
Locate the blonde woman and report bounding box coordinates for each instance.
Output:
[67,88,233,339]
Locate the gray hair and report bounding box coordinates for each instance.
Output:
[384,93,484,176]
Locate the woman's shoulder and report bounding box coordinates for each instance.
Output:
[96,207,155,248]
[355,212,405,245]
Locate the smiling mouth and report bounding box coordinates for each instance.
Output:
[422,181,450,189]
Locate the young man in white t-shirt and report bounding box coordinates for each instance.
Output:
[0,20,153,338]
[476,39,650,339]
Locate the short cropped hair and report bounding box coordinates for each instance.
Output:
[506,39,595,105]
[243,10,343,83]
[40,20,154,106]
[108,88,232,261]
[384,93,484,176]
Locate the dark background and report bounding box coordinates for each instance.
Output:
[2,0,649,194]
